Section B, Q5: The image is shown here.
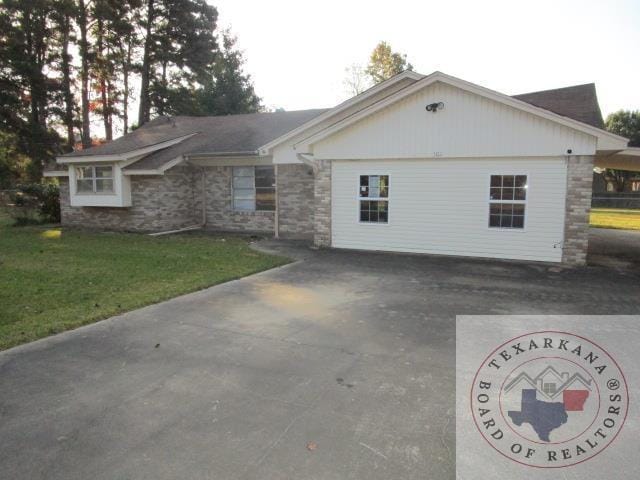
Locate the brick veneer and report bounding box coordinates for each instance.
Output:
[277,163,314,239]
[562,155,594,265]
[313,160,332,247]
[59,165,200,232]
[202,166,275,233]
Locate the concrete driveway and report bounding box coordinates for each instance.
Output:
[1,240,640,480]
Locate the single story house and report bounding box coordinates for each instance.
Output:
[46,71,633,265]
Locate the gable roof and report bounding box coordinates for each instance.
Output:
[294,72,627,151]
[58,109,328,168]
[53,71,626,174]
[513,83,605,129]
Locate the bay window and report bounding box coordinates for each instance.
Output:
[76,165,114,194]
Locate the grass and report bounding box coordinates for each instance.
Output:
[0,214,289,351]
[590,208,640,231]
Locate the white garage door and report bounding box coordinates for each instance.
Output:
[331,158,568,262]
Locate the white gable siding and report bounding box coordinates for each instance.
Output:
[331,158,567,262]
[313,82,596,160]
[272,76,419,164]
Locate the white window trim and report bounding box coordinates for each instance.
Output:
[75,165,115,196]
[231,166,276,212]
[487,173,529,232]
[357,174,390,225]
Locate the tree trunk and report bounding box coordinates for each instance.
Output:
[96,18,113,141]
[60,13,75,149]
[138,0,155,126]
[122,41,131,134]
[78,0,91,148]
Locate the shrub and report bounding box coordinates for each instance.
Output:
[5,183,60,225]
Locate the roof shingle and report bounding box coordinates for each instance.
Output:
[512,83,605,129]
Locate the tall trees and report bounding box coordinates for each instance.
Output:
[138,0,218,126]
[0,0,62,179]
[197,31,261,115]
[52,0,77,149]
[0,0,262,184]
[76,0,91,147]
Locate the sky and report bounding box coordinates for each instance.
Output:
[212,0,640,118]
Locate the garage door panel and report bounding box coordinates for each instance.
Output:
[331,158,567,262]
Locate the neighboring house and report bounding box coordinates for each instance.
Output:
[46,71,632,265]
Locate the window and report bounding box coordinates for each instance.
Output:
[359,175,389,223]
[232,166,275,211]
[543,383,556,395]
[489,175,527,229]
[76,165,114,194]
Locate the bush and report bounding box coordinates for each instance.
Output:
[5,183,60,225]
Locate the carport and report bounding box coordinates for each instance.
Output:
[596,147,640,172]
[591,147,640,269]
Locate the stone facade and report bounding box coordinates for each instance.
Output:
[277,163,314,239]
[562,155,594,266]
[202,166,275,233]
[60,165,201,232]
[312,160,332,247]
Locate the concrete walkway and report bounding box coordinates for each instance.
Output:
[1,240,639,479]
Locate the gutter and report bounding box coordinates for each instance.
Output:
[186,150,258,159]
[274,164,279,239]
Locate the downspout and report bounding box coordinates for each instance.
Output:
[274,164,279,238]
[148,159,206,236]
[296,152,319,174]
[201,166,207,227]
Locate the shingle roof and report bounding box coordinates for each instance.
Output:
[59,109,329,170]
[512,83,605,129]
[56,81,606,172]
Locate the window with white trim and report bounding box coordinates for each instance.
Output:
[232,166,275,211]
[359,175,389,223]
[489,175,527,229]
[76,165,114,194]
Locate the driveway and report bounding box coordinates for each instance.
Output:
[588,227,640,270]
[1,240,639,480]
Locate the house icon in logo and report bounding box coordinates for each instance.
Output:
[504,365,592,401]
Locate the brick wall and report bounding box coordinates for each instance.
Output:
[277,163,314,239]
[60,163,321,238]
[313,160,332,247]
[562,155,594,265]
[60,165,201,232]
[203,166,275,233]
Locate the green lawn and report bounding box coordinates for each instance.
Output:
[0,216,288,350]
[590,208,640,231]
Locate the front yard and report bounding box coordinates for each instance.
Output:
[590,208,640,230]
[0,217,288,351]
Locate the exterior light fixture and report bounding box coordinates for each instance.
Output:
[426,102,444,113]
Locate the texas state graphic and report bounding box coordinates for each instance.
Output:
[507,389,589,442]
